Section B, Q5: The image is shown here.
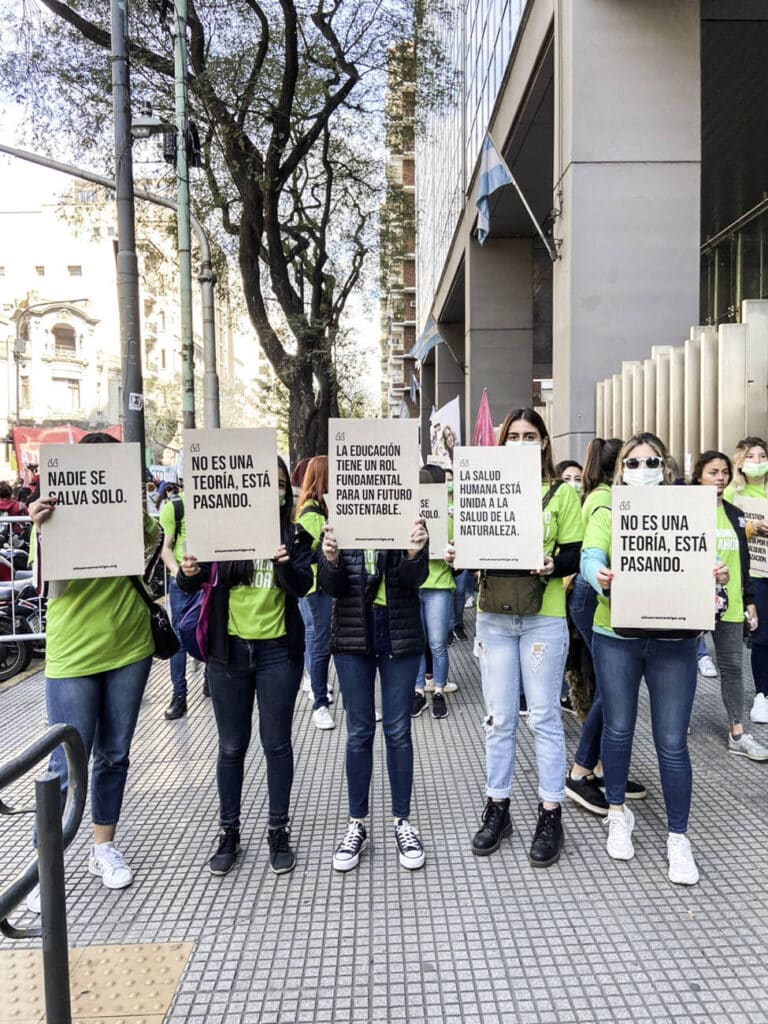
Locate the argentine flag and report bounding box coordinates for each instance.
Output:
[475,134,513,245]
[409,316,445,362]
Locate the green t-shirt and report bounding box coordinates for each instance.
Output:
[581,483,612,527]
[298,502,326,595]
[46,577,154,679]
[227,559,286,639]
[422,493,455,591]
[582,504,613,633]
[538,481,584,618]
[716,503,743,623]
[159,495,186,565]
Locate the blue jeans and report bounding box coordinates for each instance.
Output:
[169,577,191,697]
[592,633,697,832]
[416,588,452,689]
[476,612,568,803]
[46,656,153,826]
[298,596,315,676]
[208,636,302,829]
[334,607,421,819]
[568,575,602,771]
[750,578,768,696]
[451,570,472,629]
[307,590,332,710]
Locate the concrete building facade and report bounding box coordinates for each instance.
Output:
[415,0,768,460]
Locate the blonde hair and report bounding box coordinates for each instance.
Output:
[730,436,768,496]
[613,432,675,485]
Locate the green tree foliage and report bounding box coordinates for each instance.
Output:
[1,0,436,459]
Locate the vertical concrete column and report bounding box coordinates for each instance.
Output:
[718,324,748,457]
[465,237,533,433]
[668,346,685,473]
[698,326,718,453]
[420,360,435,463]
[742,300,768,441]
[552,0,701,458]
[643,359,656,438]
[683,334,701,475]
[612,373,622,444]
[654,348,671,445]
[603,377,613,437]
[595,381,605,440]
[631,363,645,436]
[622,361,641,439]
[435,321,466,438]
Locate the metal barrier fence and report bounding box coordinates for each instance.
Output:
[0,724,87,1024]
[0,514,45,644]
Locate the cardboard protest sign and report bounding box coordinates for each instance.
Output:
[39,442,144,580]
[183,428,280,561]
[419,483,449,555]
[429,396,461,466]
[453,445,543,570]
[610,485,716,631]
[328,419,420,549]
[733,496,768,578]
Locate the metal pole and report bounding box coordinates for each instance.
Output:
[36,771,72,1024]
[111,0,147,457]
[0,144,220,427]
[174,0,195,429]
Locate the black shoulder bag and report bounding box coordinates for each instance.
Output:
[129,575,180,660]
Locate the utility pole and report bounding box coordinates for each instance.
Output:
[174,0,195,429]
[110,0,146,456]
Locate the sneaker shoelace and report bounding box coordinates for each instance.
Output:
[217,830,238,856]
[97,844,127,871]
[395,821,421,853]
[338,822,364,855]
[535,810,557,842]
[270,827,291,853]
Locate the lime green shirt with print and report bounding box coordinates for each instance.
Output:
[422,495,455,591]
[46,577,153,679]
[298,501,326,595]
[159,494,186,564]
[539,481,584,618]
[716,503,744,623]
[228,559,286,639]
[581,483,612,528]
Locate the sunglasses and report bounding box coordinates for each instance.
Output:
[623,456,663,470]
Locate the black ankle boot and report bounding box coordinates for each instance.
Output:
[529,803,563,867]
[471,798,512,856]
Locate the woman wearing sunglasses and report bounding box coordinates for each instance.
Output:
[724,437,768,724]
[471,408,582,867]
[581,433,705,885]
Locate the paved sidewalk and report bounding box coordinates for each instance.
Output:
[2,620,768,1023]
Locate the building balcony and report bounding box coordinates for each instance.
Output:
[41,351,88,370]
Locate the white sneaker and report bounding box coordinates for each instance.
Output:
[604,807,635,861]
[728,731,768,761]
[312,706,335,730]
[464,596,474,608]
[750,693,768,724]
[26,883,41,915]
[393,819,425,870]
[697,654,717,678]
[333,820,368,872]
[667,833,699,885]
[423,677,435,693]
[301,670,311,694]
[88,842,133,890]
[443,681,458,693]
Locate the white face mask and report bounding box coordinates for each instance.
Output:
[623,466,663,487]
[505,439,540,447]
[567,480,582,493]
[743,462,768,479]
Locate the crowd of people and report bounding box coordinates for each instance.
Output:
[20,419,768,914]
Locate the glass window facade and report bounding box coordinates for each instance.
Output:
[416,0,525,329]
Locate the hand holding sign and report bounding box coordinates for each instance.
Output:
[407,518,428,560]
[321,525,340,566]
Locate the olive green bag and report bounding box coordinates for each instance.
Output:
[477,482,563,616]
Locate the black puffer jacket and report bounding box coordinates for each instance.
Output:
[176,521,313,662]
[317,547,429,657]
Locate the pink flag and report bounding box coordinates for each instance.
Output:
[472,388,496,446]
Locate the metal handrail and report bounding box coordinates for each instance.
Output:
[0,724,87,933]
[700,194,768,255]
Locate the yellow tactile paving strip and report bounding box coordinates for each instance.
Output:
[1,941,193,1022]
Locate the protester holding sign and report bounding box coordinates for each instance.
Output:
[691,451,767,760]
[177,457,313,877]
[294,456,335,731]
[412,465,455,721]
[581,432,718,886]
[318,519,429,873]
[470,408,582,868]
[25,432,157,914]
[724,437,768,724]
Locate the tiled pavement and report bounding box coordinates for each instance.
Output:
[2,618,768,1023]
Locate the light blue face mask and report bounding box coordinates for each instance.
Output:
[505,439,540,447]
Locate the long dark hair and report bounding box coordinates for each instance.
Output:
[582,437,623,498]
[497,407,557,483]
[690,450,732,486]
[221,456,293,587]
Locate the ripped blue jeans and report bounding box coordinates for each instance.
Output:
[476,612,568,804]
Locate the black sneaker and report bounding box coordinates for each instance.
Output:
[560,695,577,716]
[529,803,563,868]
[565,772,609,816]
[471,798,512,856]
[453,625,468,642]
[446,630,456,647]
[394,819,425,869]
[333,820,368,872]
[411,690,427,718]
[432,692,448,719]
[209,827,240,875]
[267,826,296,875]
[165,694,187,720]
[595,776,647,800]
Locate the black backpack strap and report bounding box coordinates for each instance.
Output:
[542,480,564,510]
[170,496,184,541]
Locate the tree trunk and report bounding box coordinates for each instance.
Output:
[287,354,339,463]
